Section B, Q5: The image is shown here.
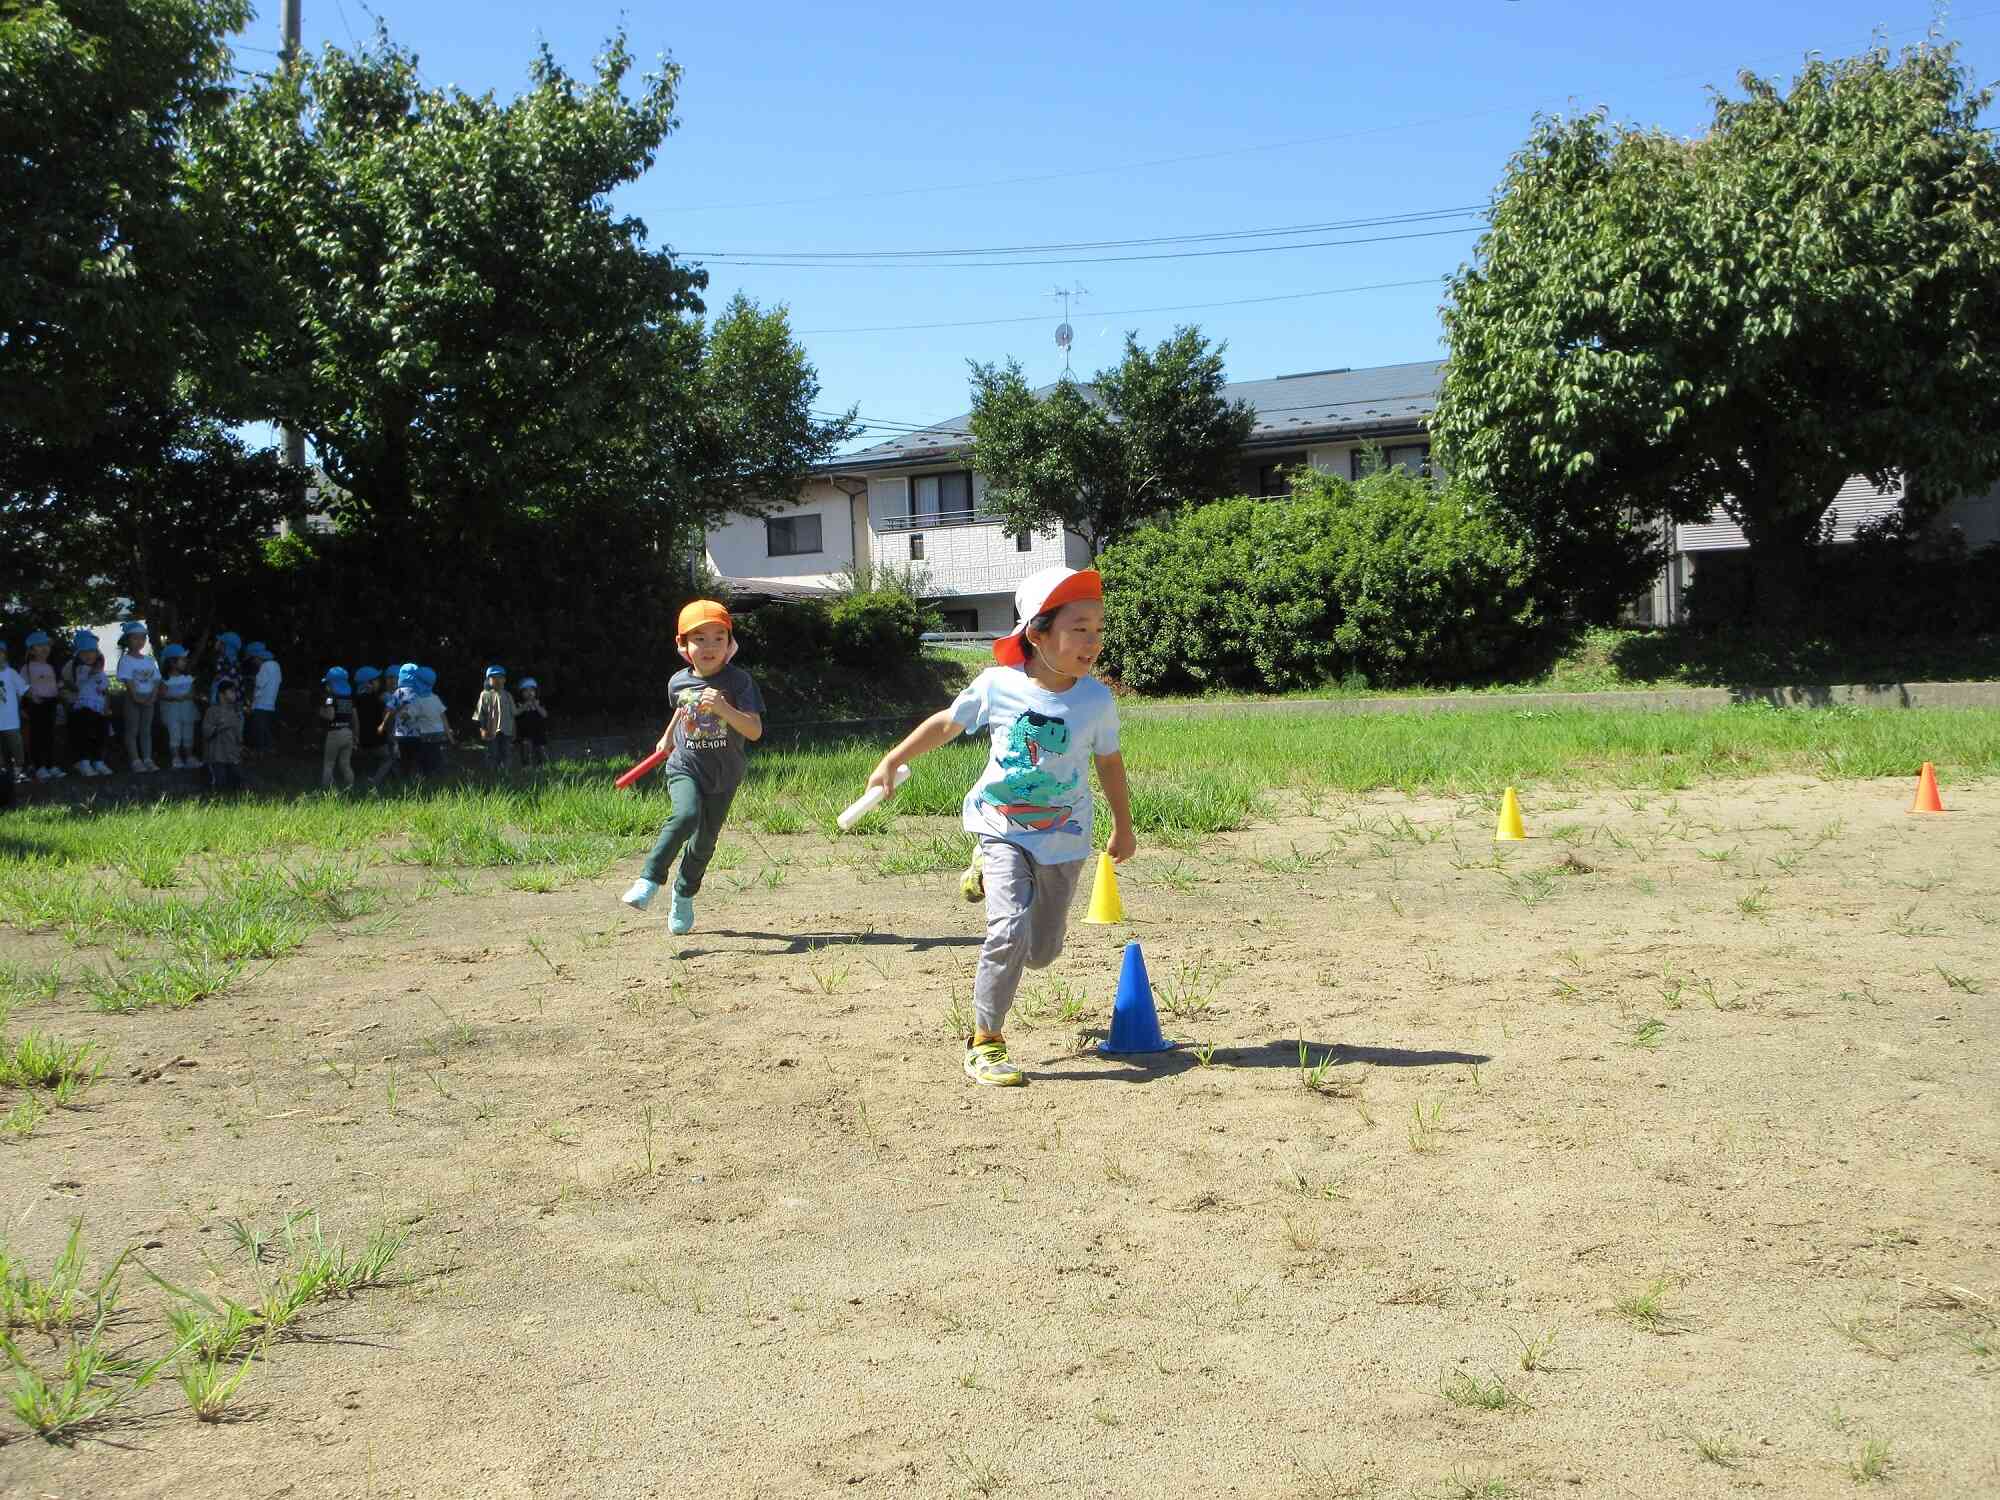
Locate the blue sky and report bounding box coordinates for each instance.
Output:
[242,1,2000,450]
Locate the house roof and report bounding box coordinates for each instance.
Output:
[820,358,1444,475]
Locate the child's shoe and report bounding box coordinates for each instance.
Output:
[75,760,97,778]
[959,856,984,904]
[963,1039,1025,1087]
[93,760,113,776]
[620,878,657,912]
[45,766,64,779]
[668,894,695,935]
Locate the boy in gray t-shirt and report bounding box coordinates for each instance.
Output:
[620,600,765,936]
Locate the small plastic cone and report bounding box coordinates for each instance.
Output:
[1910,762,1945,814]
[1082,852,1124,924]
[1099,941,1173,1055]
[1495,786,1526,841]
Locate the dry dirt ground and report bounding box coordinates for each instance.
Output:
[4,774,1997,1499]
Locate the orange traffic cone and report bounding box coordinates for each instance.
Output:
[1909,762,1946,815]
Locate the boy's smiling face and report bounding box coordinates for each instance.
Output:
[681,623,731,676]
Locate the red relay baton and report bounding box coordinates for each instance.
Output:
[615,748,668,790]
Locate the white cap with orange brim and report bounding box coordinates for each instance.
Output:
[993,565,1103,667]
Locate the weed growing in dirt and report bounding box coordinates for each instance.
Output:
[1014,978,1088,1029]
[1298,1041,1354,1098]
[174,1342,260,1422]
[1440,1370,1527,1411]
[1935,965,1983,995]
[1440,1470,1521,1499]
[0,960,63,1008]
[1407,1097,1445,1152]
[1611,1277,1680,1332]
[0,1031,100,1093]
[1627,1018,1668,1050]
[1849,1438,1892,1484]
[81,954,235,1013]
[1515,1327,1557,1371]
[1689,1430,1748,1467]
[945,1446,1009,1496]
[1154,957,1220,1021]
[1,1223,126,1336]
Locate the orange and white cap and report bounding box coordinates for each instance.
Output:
[993,566,1102,667]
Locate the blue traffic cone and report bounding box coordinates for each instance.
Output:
[1098,941,1175,1055]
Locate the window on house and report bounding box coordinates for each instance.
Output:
[912,471,973,522]
[909,533,925,560]
[1015,529,1033,553]
[1350,444,1430,481]
[766,513,823,557]
[1257,462,1292,497]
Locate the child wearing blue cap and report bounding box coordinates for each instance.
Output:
[475,666,515,774]
[60,632,112,777]
[22,632,61,780]
[351,667,387,779]
[243,642,281,756]
[114,621,161,772]
[515,678,549,768]
[319,667,357,789]
[411,666,451,776]
[158,644,199,769]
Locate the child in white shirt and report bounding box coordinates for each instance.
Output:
[114,620,161,772]
[0,640,27,785]
[158,643,200,769]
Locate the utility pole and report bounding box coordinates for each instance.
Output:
[279,0,307,478]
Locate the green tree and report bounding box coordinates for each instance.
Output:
[1433,41,2000,624]
[0,0,246,444]
[967,327,1255,555]
[204,31,851,542]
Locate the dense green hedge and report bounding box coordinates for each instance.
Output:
[1098,467,1545,693]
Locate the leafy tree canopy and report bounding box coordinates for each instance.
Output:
[1433,41,2000,622]
[967,327,1255,556]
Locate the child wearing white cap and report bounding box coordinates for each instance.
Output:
[865,565,1136,1087]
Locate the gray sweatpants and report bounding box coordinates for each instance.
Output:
[972,837,1084,1037]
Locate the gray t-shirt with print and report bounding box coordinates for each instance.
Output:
[663,665,764,796]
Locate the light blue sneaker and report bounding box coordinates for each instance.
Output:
[620,878,657,912]
[669,893,695,935]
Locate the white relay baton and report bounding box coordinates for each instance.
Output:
[837,764,911,830]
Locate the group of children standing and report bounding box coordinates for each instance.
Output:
[312,660,550,790]
[620,570,1132,1091]
[0,623,550,795]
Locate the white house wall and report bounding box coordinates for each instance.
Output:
[877,520,1074,597]
[1675,474,2000,553]
[705,479,855,590]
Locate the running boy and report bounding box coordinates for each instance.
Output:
[620,601,764,936]
[864,566,1134,1088]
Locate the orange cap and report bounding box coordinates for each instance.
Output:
[676,600,732,639]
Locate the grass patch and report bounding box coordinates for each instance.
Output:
[1440,1369,1529,1411]
[1611,1276,1682,1333]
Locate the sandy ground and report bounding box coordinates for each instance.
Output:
[3,774,1997,1499]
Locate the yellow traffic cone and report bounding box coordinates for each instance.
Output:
[1494,787,1526,842]
[1082,852,1124,924]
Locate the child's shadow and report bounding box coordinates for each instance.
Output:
[684,928,984,959]
[1033,1036,1491,1084]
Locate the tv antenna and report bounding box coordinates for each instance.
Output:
[1048,282,1086,374]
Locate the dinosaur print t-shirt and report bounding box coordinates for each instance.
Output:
[950,666,1120,864]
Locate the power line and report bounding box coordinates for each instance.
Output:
[686,207,1482,262]
[698,222,1481,271]
[795,274,1448,336]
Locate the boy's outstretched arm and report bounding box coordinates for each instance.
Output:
[1095,752,1137,862]
[868,708,965,795]
[655,705,688,756]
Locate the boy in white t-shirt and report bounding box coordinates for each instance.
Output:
[114,620,161,772]
[865,566,1136,1088]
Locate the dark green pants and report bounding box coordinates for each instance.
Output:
[641,773,735,896]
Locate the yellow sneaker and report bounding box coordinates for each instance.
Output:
[959,855,984,904]
[963,1039,1025,1087]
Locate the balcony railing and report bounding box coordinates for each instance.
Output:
[874,507,992,534]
